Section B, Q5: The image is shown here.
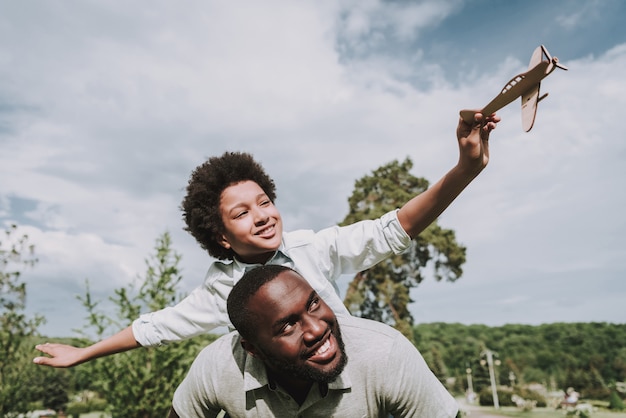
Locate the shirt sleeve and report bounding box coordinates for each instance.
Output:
[314,209,412,278]
[132,264,232,347]
[383,334,459,418]
[171,342,225,418]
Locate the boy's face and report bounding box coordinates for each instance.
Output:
[242,270,346,384]
[219,180,283,264]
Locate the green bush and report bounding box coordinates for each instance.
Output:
[65,397,109,417]
[609,389,625,410]
[515,387,547,407]
[88,398,108,412]
[478,386,548,408]
[66,401,90,417]
[479,387,514,406]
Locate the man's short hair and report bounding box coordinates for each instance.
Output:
[227,265,294,340]
[181,152,277,260]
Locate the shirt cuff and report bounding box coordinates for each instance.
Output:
[380,209,412,254]
[132,314,162,347]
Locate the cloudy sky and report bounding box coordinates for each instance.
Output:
[1,0,625,338]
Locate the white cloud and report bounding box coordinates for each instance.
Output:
[1,1,624,336]
[555,0,603,30]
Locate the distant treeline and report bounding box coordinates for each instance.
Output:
[22,321,626,414]
[412,321,626,399]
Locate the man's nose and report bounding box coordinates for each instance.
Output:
[302,315,327,345]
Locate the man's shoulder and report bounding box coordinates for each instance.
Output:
[338,315,404,344]
[196,331,243,363]
[337,315,419,380]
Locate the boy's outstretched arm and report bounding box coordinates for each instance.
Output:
[33,326,140,368]
[397,112,500,238]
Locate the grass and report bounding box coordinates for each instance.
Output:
[469,406,626,418]
[458,396,626,418]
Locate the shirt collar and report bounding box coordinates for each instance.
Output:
[232,249,294,276]
[242,352,271,392]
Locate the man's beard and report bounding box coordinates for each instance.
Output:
[261,323,348,384]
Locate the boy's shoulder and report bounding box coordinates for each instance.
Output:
[282,228,316,248]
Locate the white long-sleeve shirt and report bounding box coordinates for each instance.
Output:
[132,210,411,347]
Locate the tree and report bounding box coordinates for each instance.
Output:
[0,224,44,417]
[341,158,466,340]
[409,321,626,400]
[34,369,70,412]
[608,386,625,410]
[426,344,449,385]
[78,232,217,418]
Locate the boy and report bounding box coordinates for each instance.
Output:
[34,113,499,367]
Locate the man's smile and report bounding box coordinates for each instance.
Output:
[305,330,337,363]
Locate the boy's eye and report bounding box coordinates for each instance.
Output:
[260,199,271,206]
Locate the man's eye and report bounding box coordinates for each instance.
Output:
[260,200,271,206]
[309,297,320,311]
[281,322,295,334]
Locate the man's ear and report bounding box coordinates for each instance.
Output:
[241,338,263,360]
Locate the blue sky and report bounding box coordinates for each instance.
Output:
[1,0,625,338]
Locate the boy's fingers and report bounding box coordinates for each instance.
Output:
[35,342,53,353]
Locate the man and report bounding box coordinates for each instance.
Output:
[169,265,459,417]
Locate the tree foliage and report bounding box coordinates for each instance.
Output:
[413,322,626,401]
[77,232,217,418]
[0,224,45,417]
[341,158,466,339]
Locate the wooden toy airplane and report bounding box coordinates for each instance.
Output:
[460,45,568,132]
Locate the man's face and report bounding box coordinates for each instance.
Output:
[244,270,347,384]
[219,180,283,264]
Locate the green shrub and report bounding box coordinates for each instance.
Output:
[88,398,108,412]
[478,387,513,406]
[66,401,90,417]
[515,387,547,407]
[65,397,109,417]
[609,389,625,410]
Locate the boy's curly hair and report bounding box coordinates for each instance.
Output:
[181,152,277,260]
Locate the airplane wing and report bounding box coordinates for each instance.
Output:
[521,85,540,132]
[521,46,544,132]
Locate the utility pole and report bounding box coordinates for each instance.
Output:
[466,367,474,395]
[480,349,501,409]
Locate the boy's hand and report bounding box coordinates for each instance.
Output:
[456,112,500,176]
[33,342,84,368]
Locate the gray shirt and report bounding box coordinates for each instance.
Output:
[172,315,459,417]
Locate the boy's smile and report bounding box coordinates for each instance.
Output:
[219,180,283,264]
